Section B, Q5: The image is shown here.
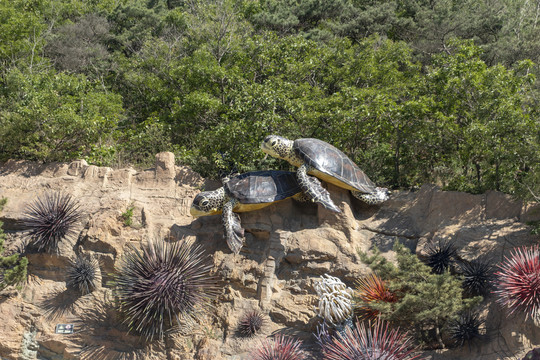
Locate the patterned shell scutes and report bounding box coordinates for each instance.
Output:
[293,138,377,194]
[224,170,302,204]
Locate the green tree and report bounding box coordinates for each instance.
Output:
[0,199,28,291]
[424,40,539,194]
[251,0,348,40]
[0,68,124,163]
[359,242,482,348]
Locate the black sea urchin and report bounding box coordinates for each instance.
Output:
[250,334,307,360]
[115,239,218,341]
[424,240,457,274]
[238,310,265,338]
[459,259,494,296]
[323,319,423,360]
[448,311,485,347]
[66,256,99,295]
[23,192,81,253]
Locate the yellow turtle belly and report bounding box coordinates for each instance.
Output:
[308,169,357,191]
[234,198,290,212]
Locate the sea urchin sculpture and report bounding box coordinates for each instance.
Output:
[23,192,81,253]
[459,259,494,296]
[323,319,423,360]
[448,311,485,347]
[314,274,354,326]
[250,334,306,360]
[66,255,99,295]
[115,238,218,341]
[238,310,265,338]
[355,273,398,321]
[493,245,540,320]
[424,240,457,274]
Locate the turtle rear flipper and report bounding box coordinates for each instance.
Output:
[222,200,244,254]
[297,164,341,213]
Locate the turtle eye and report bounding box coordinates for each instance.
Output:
[200,200,209,207]
[271,140,277,146]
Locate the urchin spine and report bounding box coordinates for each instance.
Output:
[238,310,265,337]
[66,256,99,295]
[23,192,81,253]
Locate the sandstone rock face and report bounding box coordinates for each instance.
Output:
[0,153,539,359]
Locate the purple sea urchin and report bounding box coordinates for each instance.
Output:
[448,311,485,347]
[323,319,423,360]
[115,239,218,341]
[424,240,457,274]
[250,334,307,360]
[23,192,81,253]
[459,259,494,296]
[238,310,265,338]
[66,256,99,295]
[494,245,540,319]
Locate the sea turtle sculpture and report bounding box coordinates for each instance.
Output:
[260,135,390,207]
[190,170,335,254]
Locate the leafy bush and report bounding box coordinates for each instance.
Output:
[358,242,482,348]
[0,199,28,291]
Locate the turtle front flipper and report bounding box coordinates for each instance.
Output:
[297,164,341,213]
[222,199,244,254]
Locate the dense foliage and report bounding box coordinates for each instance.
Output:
[359,242,482,348]
[0,199,28,291]
[0,0,539,197]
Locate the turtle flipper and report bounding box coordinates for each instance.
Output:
[222,199,244,254]
[292,191,311,203]
[297,164,341,213]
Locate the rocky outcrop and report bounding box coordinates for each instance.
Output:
[0,153,539,359]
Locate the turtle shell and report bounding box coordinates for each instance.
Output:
[224,170,301,204]
[293,138,376,194]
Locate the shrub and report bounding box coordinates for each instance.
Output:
[359,242,482,347]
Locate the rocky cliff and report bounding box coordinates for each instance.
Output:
[0,152,539,360]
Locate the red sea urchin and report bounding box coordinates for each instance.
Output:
[250,334,307,360]
[115,238,218,341]
[23,192,81,253]
[494,245,540,319]
[323,319,423,360]
[355,273,398,321]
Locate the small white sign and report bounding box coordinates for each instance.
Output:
[55,324,74,334]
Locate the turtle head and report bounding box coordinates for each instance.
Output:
[356,187,390,205]
[261,135,294,160]
[190,188,226,217]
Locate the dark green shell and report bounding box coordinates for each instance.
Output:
[224,171,301,204]
[293,138,377,194]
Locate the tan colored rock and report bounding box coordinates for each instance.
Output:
[486,190,522,220]
[1,157,540,360]
[155,151,176,180]
[67,160,88,177]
